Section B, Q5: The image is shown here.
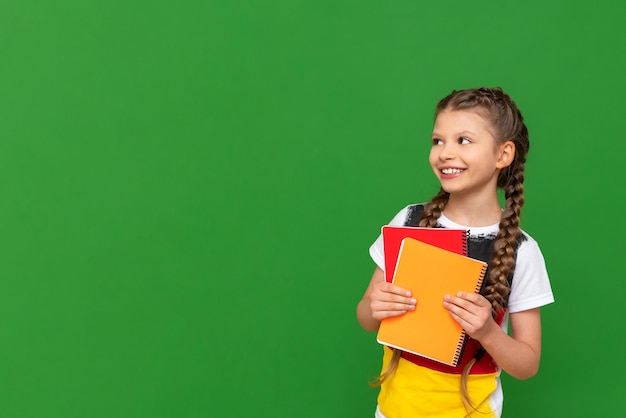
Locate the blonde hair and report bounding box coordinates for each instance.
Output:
[372,87,529,411]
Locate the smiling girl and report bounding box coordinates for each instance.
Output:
[356,87,554,417]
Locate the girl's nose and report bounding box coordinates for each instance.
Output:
[439,143,455,160]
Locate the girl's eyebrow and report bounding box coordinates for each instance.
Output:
[431,130,478,137]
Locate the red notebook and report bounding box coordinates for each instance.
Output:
[382,226,468,282]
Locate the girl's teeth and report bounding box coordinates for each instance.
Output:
[442,168,461,174]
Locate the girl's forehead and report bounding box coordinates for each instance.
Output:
[434,109,493,130]
[433,108,500,142]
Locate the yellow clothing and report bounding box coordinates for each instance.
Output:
[377,346,499,418]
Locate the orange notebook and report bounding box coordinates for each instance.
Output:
[382,226,468,283]
[377,237,488,366]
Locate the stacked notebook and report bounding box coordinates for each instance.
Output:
[376,226,487,367]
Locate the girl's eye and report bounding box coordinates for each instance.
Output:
[459,137,471,144]
[432,138,443,145]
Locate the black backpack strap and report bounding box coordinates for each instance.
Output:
[404,204,426,227]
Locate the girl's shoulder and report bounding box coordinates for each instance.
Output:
[385,204,426,227]
[518,228,541,249]
[516,229,545,261]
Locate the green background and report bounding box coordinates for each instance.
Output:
[0,1,623,417]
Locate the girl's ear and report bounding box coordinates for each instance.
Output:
[496,141,515,169]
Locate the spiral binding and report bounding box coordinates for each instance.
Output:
[462,230,469,256]
[452,333,466,366]
[475,264,488,293]
[451,262,488,366]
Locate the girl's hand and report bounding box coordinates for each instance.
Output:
[357,267,415,332]
[443,292,497,342]
[369,281,416,321]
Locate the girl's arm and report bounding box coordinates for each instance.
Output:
[444,292,542,380]
[357,267,416,332]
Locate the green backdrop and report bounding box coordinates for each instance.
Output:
[0,1,623,417]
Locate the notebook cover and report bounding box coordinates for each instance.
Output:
[382,226,468,283]
[377,237,487,366]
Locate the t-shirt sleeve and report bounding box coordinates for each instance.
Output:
[507,235,555,313]
[368,206,411,271]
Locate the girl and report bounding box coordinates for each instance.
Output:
[356,87,554,417]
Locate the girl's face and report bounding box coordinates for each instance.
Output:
[429,108,513,199]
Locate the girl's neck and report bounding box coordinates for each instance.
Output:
[443,194,502,227]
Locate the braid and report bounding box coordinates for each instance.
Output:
[484,159,525,317]
[459,153,527,414]
[369,349,400,387]
[419,189,449,227]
